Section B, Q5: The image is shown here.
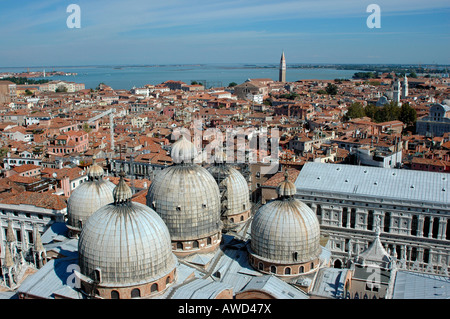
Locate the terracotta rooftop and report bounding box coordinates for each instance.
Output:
[0,191,67,210]
[262,168,300,187]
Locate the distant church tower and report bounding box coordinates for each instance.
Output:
[392,78,402,104]
[279,51,286,83]
[402,74,408,99]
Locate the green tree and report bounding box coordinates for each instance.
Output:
[373,102,401,123]
[228,82,238,87]
[399,102,417,127]
[263,99,272,106]
[364,104,378,120]
[344,102,365,121]
[55,85,68,93]
[326,83,338,95]
[82,122,92,133]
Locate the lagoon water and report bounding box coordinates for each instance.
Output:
[1,64,363,90]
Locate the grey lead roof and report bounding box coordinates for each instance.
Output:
[295,162,450,205]
[392,270,450,299]
[17,257,83,299]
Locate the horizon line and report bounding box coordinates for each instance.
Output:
[1,62,449,70]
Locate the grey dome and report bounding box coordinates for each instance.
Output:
[250,198,321,264]
[171,135,198,164]
[67,178,115,230]
[276,170,296,197]
[146,164,221,241]
[87,156,105,179]
[78,175,176,287]
[207,164,250,218]
[113,171,133,204]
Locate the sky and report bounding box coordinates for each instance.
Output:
[0,0,449,67]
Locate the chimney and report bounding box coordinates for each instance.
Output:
[62,176,71,197]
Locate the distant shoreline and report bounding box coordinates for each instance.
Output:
[0,63,449,71]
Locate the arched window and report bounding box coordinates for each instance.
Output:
[350,208,356,229]
[240,215,244,221]
[432,217,439,239]
[311,262,315,270]
[193,241,199,249]
[284,267,291,275]
[207,237,212,245]
[293,252,298,261]
[316,205,322,218]
[411,215,418,236]
[447,219,450,240]
[270,265,276,274]
[111,290,120,299]
[151,283,158,293]
[342,207,348,227]
[131,288,141,298]
[258,262,263,270]
[166,276,171,285]
[93,268,101,283]
[177,242,183,250]
[299,266,304,273]
[367,210,374,230]
[384,212,391,233]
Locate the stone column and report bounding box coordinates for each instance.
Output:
[406,215,412,236]
[438,217,447,240]
[377,212,384,234]
[428,218,434,238]
[19,222,26,252]
[417,215,424,237]
[417,247,424,266]
[337,209,342,228]
[346,208,351,229]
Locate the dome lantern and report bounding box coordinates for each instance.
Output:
[276,169,296,198]
[171,135,197,164]
[113,171,132,205]
[87,155,104,181]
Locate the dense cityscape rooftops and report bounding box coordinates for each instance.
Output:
[0,61,449,301]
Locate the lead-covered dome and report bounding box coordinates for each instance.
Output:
[171,134,198,164]
[78,172,176,298]
[250,199,321,264]
[248,170,321,275]
[207,160,251,228]
[146,136,222,256]
[66,158,115,234]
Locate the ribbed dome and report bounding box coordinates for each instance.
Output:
[87,157,104,180]
[113,171,133,205]
[171,135,197,164]
[66,177,115,230]
[146,164,221,241]
[250,198,321,264]
[277,170,296,197]
[207,163,250,218]
[78,175,176,287]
